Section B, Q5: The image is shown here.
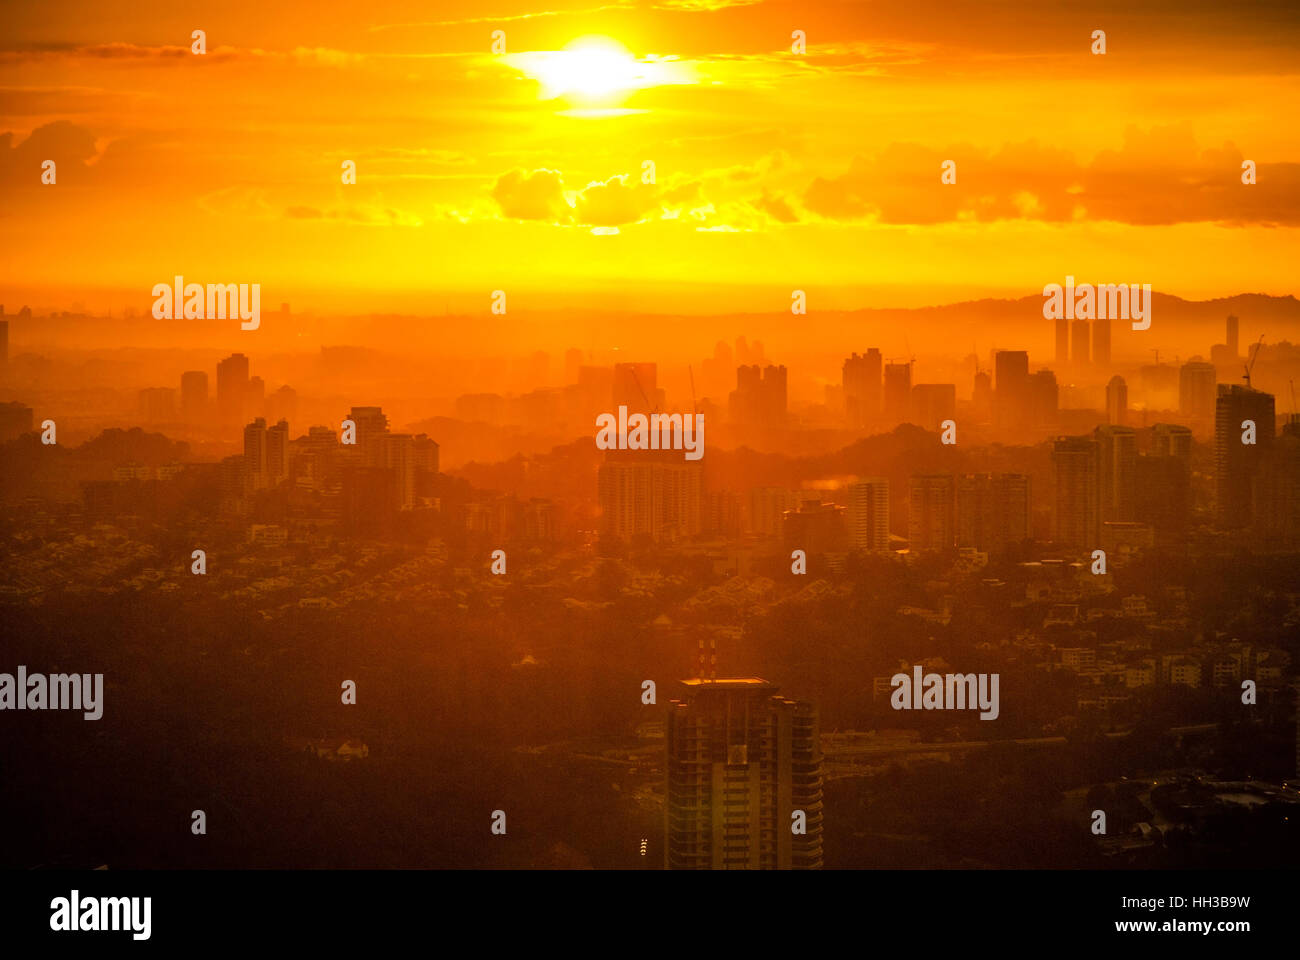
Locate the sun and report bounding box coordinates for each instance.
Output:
[511,36,688,104]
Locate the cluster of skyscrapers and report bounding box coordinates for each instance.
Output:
[220,403,440,530]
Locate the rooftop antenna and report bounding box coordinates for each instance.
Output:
[1243,335,1265,389]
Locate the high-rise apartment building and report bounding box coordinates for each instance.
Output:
[1136,444,1192,544]
[957,473,1031,555]
[1092,316,1111,368]
[1105,375,1127,426]
[993,350,1029,433]
[348,406,389,468]
[1152,423,1193,461]
[730,364,787,427]
[1070,319,1090,368]
[384,433,416,511]
[665,678,823,870]
[883,362,912,424]
[266,418,289,487]
[216,353,250,425]
[749,487,796,539]
[1179,361,1216,422]
[1028,369,1059,429]
[843,350,882,426]
[910,383,956,431]
[1215,385,1275,529]
[1052,435,1101,547]
[846,478,890,553]
[598,450,703,543]
[1255,419,1300,548]
[972,369,993,422]
[908,474,956,553]
[1095,424,1137,522]
[1211,315,1241,368]
[181,370,208,421]
[243,418,268,491]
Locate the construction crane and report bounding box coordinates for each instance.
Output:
[1242,335,1265,389]
[628,364,656,414]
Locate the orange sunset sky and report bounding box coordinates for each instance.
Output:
[3,0,1300,315]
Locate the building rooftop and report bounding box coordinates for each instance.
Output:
[680,677,773,688]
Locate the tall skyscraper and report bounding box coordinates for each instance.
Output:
[1215,385,1275,529]
[665,678,823,870]
[1105,375,1128,426]
[1052,435,1101,547]
[384,432,416,510]
[247,375,266,419]
[598,450,703,542]
[1142,363,1181,412]
[1070,319,1090,368]
[729,364,786,427]
[266,419,289,487]
[243,417,268,490]
[910,383,956,431]
[972,369,993,422]
[0,318,8,374]
[1152,423,1193,461]
[957,473,1030,555]
[348,406,389,467]
[1095,424,1138,522]
[847,478,890,553]
[1179,361,1216,422]
[908,474,956,553]
[265,385,298,425]
[413,432,440,478]
[1092,316,1111,368]
[842,350,882,426]
[216,353,250,425]
[1137,428,1192,544]
[1028,369,1059,429]
[749,487,795,539]
[1212,315,1241,367]
[181,370,208,421]
[1256,419,1300,548]
[1054,315,1069,367]
[761,364,787,426]
[993,350,1029,433]
[883,362,912,424]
